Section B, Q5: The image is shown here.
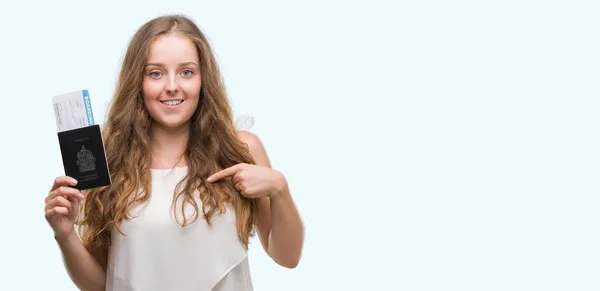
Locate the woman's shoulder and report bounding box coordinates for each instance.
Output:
[236,130,264,153]
[235,130,272,167]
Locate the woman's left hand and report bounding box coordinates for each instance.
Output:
[207,163,287,199]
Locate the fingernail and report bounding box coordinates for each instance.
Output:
[71,178,78,185]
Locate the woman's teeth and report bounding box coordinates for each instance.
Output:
[161,100,183,106]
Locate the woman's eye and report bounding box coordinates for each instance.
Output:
[182,70,194,77]
[150,71,162,78]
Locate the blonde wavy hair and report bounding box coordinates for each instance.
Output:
[76,14,257,250]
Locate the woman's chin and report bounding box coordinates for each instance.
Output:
[152,118,191,130]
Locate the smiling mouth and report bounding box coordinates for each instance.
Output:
[161,100,184,106]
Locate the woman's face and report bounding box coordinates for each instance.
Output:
[142,33,201,129]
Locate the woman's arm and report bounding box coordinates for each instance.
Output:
[238,131,305,268]
[55,231,107,291]
[45,177,107,291]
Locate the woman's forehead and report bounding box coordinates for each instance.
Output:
[146,34,199,64]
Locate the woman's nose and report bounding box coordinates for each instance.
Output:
[165,76,179,93]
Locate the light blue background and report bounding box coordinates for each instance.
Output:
[0,0,598,290]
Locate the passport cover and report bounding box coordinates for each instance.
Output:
[57,124,111,190]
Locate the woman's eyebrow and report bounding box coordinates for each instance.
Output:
[145,61,199,67]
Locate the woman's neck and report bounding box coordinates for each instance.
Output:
[150,121,190,169]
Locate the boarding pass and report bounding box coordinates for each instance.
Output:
[52,90,96,132]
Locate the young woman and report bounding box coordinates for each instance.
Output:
[44,14,304,291]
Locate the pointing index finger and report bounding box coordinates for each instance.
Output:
[207,164,241,183]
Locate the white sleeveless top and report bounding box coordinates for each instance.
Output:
[105,166,254,291]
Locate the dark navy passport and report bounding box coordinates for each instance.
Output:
[57,124,111,190]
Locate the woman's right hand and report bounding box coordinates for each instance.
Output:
[45,176,85,239]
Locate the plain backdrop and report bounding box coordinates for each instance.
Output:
[0,0,598,290]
